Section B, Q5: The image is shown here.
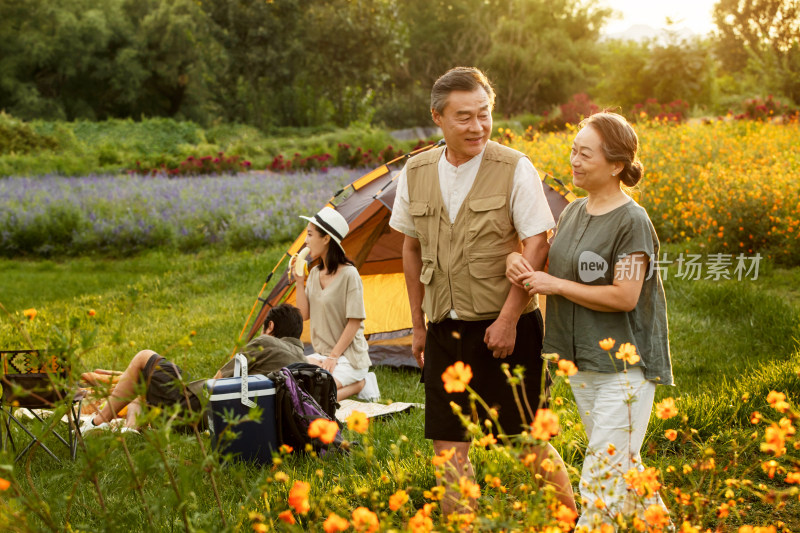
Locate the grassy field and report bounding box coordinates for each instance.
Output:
[0,244,798,531]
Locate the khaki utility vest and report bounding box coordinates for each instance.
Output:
[407,141,537,323]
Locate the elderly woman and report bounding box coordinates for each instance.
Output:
[507,112,673,528]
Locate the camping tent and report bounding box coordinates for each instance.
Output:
[241,142,575,367]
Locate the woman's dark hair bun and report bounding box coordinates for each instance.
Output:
[621,160,643,187]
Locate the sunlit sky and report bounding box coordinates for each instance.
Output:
[600,0,717,35]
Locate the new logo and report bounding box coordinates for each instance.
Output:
[578,251,608,282]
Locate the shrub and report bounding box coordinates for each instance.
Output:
[0,112,59,154]
[131,153,252,176]
[539,93,599,132]
[628,98,690,123]
[735,95,797,121]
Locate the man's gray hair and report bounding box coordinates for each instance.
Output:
[430,67,496,115]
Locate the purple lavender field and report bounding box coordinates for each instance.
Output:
[0,170,361,256]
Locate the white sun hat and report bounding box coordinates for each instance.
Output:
[299,206,349,253]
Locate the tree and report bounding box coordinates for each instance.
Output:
[301,0,408,126]
[480,0,611,116]
[374,0,499,128]
[644,33,717,107]
[591,40,652,110]
[201,0,310,129]
[713,0,800,102]
[0,0,220,121]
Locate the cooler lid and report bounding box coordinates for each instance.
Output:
[205,375,275,400]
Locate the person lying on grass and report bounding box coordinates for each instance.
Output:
[79,303,306,434]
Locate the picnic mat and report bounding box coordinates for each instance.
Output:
[334,399,423,424]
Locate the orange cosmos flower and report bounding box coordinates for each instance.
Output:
[624,467,662,498]
[389,489,409,511]
[595,498,606,510]
[530,408,560,441]
[785,471,800,484]
[308,418,339,444]
[408,509,434,533]
[665,429,678,441]
[459,476,481,499]
[351,507,379,533]
[441,361,472,393]
[615,342,640,365]
[252,524,268,533]
[644,504,671,528]
[88,309,96,317]
[323,513,350,533]
[540,458,556,472]
[277,510,296,524]
[23,308,37,320]
[598,338,616,351]
[556,359,578,377]
[767,390,791,413]
[279,444,294,454]
[554,503,577,526]
[655,397,678,419]
[761,460,779,479]
[288,480,310,514]
[346,411,369,434]
[432,447,455,467]
[0,478,10,490]
[750,411,762,424]
[476,433,497,447]
[778,417,796,435]
[761,423,787,457]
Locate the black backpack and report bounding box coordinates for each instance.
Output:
[267,363,343,453]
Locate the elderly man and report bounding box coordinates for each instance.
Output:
[389,67,576,515]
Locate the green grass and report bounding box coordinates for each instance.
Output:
[0,247,799,530]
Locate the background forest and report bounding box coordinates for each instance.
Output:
[1,0,798,131]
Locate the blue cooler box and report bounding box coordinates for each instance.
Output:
[206,357,278,464]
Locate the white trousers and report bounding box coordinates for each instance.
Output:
[570,368,671,529]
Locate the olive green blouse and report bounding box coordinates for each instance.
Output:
[542,197,673,385]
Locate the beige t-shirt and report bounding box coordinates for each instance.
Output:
[305,264,371,369]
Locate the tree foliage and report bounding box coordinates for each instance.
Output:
[481,0,611,116]
[0,0,218,121]
[0,0,796,129]
[713,0,800,101]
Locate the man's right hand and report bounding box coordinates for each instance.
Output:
[412,325,426,369]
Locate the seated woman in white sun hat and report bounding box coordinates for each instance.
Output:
[291,206,380,402]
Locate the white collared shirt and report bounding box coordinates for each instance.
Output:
[389,146,555,239]
[389,145,555,320]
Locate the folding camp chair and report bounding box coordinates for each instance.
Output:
[0,349,86,462]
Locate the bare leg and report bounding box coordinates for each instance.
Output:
[336,379,365,402]
[528,443,578,513]
[434,440,475,517]
[93,350,155,425]
[125,398,144,429]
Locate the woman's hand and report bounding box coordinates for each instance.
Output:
[519,271,562,296]
[288,254,307,284]
[320,356,338,373]
[506,252,533,288]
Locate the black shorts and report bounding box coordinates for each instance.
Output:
[142,354,202,415]
[423,310,550,441]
